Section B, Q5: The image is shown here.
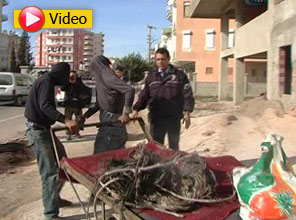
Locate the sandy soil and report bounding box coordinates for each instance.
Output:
[1,96,296,219]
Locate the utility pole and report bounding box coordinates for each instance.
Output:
[147,25,156,64]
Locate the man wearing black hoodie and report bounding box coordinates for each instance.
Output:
[25,62,78,220]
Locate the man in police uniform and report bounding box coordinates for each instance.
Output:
[132,48,195,150]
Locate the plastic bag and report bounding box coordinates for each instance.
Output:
[233,134,296,220]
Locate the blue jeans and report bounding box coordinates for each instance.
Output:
[94,110,127,154]
[27,129,67,219]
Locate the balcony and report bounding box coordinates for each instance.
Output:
[2,14,8,22]
[166,5,172,21]
[84,35,92,40]
[84,46,92,51]
[84,40,92,45]
[84,51,93,56]
[190,0,235,19]
[235,10,271,58]
[2,0,8,6]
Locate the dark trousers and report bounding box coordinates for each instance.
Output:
[150,117,181,150]
[93,109,127,154]
[27,129,67,219]
[64,106,82,135]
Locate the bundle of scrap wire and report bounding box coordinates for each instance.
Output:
[92,144,234,216]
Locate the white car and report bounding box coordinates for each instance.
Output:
[55,87,65,106]
[55,81,95,107]
[0,72,33,106]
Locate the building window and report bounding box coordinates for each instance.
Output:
[205,29,215,50]
[228,29,235,48]
[68,47,72,51]
[68,38,72,43]
[68,56,71,60]
[182,30,192,51]
[279,45,292,94]
[205,67,213,74]
[183,2,191,18]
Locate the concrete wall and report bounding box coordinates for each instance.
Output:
[245,61,267,82]
[267,0,296,109]
[195,81,266,98]
[236,10,272,58]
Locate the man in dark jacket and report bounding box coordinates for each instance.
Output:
[25,62,78,220]
[132,48,195,150]
[61,70,91,140]
[83,55,135,154]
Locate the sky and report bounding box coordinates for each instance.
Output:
[2,0,170,58]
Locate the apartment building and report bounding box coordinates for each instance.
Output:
[83,31,104,74]
[0,0,20,71]
[0,0,8,33]
[190,0,295,108]
[35,29,104,75]
[159,0,177,62]
[160,0,266,98]
[0,0,8,70]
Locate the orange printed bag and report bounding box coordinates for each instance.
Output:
[233,134,296,220]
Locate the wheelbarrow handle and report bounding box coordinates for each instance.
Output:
[51,118,154,143]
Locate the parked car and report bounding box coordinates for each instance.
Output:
[55,87,65,106]
[55,80,96,107]
[0,72,34,106]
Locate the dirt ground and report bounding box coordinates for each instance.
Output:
[1,96,296,219]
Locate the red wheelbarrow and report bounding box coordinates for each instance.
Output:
[52,118,243,220]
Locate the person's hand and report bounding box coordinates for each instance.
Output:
[120,113,130,124]
[182,112,191,129]
[65,119,79,134]
[131,110,139,119]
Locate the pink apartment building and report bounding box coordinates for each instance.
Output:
[35,29,104,75]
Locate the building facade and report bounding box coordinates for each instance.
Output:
[191,0,295,108]
[35,29,104,75]
[159,0,267,98]
[0,0,20,71]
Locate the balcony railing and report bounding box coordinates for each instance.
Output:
[2,0,8,6]
[2,14,8,22]
[84,46,92,51]
[84,40,92,45]
[84,51,93,56]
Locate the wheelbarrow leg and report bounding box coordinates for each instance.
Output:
[102,201,106,220]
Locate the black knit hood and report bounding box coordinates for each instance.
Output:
[48,62,70,86]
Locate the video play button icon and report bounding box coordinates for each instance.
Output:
[26,12,40,27]
[19,6,45,32]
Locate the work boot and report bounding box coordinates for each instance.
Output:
[59,198,73,207]
[66,134,71,140]
[74,133,81,138]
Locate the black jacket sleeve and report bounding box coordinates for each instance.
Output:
[181,73,195,112]
[133,77,151,112]
[84,102,100,119]
[38,80,65,123]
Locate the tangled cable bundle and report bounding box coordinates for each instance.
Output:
[91,144,235,217]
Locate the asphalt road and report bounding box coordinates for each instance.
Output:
[0,103,27,143]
